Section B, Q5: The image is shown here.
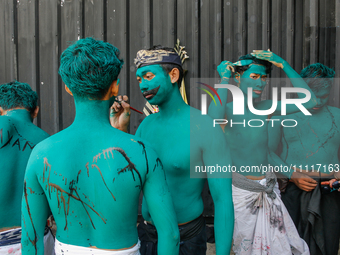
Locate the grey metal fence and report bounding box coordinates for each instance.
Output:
[1,0,339,135]
[1,0,339,218]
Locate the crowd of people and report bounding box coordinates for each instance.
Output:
[0,37,339,255]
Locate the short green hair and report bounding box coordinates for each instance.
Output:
[300,63,335,91]
[59,37,124,100]
[0,81,38,114]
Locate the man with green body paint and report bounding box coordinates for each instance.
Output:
[112,46,234,255]
[268,63,340,255]
[21,38,179,255]
[208,50,317,254]
[0,81,55,254]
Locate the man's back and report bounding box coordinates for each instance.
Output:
[24,122,168,249]
[0,110,49,229]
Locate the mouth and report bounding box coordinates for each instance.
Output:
[313,106,321,110]
[253,89,262,95]
[143,86,160,100]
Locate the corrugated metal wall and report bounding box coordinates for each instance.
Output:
[0,0,339,218]
[1,0,339,135]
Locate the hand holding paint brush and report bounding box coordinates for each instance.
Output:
[110,95,140,132]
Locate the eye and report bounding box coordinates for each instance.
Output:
[250,75,259,79]
[144,73,154,80]
[321,94,329,99]
[261,76,267,81]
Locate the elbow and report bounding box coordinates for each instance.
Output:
[171,228,180,245]
[162,227,180,245]
[156,225,180,246]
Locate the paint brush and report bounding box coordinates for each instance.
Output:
[114,98,143,114]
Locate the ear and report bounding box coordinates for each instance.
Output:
[234,73,241,84]
[65,85,73,96]
[169,68,180,84]
[31,106,39,119]
[0,107,3,116]
[110,79,119,97]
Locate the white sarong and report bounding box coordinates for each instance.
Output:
[54,239,141,255]
[232,179,310,255]
[0,227,55,255]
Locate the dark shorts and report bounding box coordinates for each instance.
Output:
[282,181,340,255]
[137,215,207,255]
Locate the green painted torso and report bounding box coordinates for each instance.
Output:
[33,125,148,247]
[281,105,340,172]
[22,100,168,250]
[225,102,269,176]
[138,106,207,224]
[0,110,49,229]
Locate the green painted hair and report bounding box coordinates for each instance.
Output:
[300,63,335,90]
[0,81,38,114]
[59,37,124,100]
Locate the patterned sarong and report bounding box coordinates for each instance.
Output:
[0,227,55,255]
[232,176,310,255]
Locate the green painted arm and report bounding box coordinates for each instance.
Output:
[203,118,234,254]
[267,121,293,178]
[268,150,293,179]
[208,178,234,254]
[252,50,317,115]
[208,61,233,120]
[21,154,50,255]
[142,148,180,255]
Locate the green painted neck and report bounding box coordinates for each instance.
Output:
[73,98,112,128]
[158,85,187,116]
[4,109,33,122]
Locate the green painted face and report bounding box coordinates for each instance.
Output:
[136,65,173,105]
[310,86,332,112]
[239,64,268,99]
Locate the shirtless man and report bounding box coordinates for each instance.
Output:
[21,38,179,255]
[269,63,340,255]
[0,81,53,254]
[112,46,234,254]
[208,50,317,254]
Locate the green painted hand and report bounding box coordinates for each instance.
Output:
[217,61,234,81]
[251,50,285,69]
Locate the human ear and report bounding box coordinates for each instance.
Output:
[234,73,241,84]
[31,106,39,119]
[110,79,119,97]
[169,68,180,84]
[65,85,73,96]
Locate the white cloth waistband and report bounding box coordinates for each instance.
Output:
[55,239,140,255]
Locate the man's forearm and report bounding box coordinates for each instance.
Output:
[268,150,293,178]
[214,201,234,254]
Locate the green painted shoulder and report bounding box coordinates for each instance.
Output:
[136,113,159,137]
[0,116,14,146]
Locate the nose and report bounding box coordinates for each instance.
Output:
[316,97,321,105]
[139,80,149,92]
[256,79,265,88]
